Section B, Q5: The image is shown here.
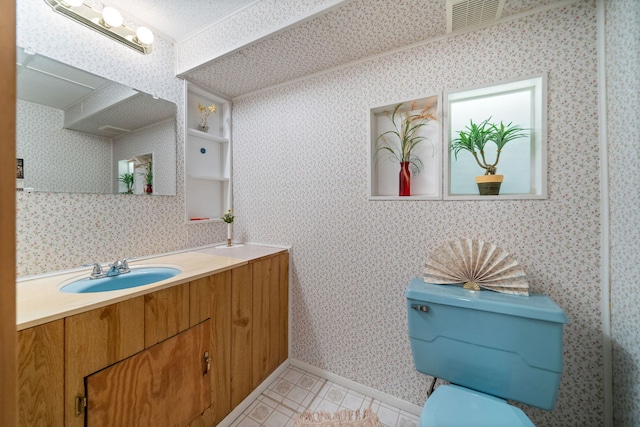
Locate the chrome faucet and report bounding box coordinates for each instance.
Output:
[83,263,104,279]
[118,257,134,273]
[106,262,121,277]
[84,258,135,279]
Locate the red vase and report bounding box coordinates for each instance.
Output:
[399,162,411,196]
[144,184,153,195]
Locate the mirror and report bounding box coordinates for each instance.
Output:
[16,46,177,195]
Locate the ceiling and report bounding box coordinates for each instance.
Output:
[101,0,259,42]
[179,0,561,98]
[97,0,561,98]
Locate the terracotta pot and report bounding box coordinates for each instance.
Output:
[475,174,504,195]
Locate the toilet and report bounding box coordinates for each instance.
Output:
[406,278,568,426]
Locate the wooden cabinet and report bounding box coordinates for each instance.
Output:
[190,271,232,425]
[16,251,289,427]
[65,297,145,427]
[17,320,64,427]
[192,250,290,423]
[145,282,190,347]
[251,252,289,388]
[231,251,290,405]
[231,263,253,408]
[85,320,211,427]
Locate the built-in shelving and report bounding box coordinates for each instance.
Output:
[185,83,232,223]
[187,128,229,143]
[369,95,441,200]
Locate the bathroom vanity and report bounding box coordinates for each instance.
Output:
[16,245,289,427]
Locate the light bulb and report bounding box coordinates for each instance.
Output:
[135,26,154,45]
[101,6,123,28]
[64,0,84,7]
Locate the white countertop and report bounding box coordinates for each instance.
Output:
[193,243,286,260]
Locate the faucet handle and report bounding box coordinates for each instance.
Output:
[119,257,135,273]
[82,263,104,279]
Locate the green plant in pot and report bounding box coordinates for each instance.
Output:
[118,172,134,194]
[375,101,437,196]
[450,118,528,195]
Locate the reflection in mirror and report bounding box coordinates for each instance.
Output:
[16,46,177,195]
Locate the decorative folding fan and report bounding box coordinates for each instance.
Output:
[423,239,529,296]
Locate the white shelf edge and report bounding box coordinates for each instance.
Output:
[368,195,441,201]
[187,174,229,182]
[185,218,223,224]
[187,128,229,143]
[443,194,547,201]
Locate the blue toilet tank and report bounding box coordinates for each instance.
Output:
[406,279,568,410]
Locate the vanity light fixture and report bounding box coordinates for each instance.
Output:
[43,0,154,54]
[101,6,123,28]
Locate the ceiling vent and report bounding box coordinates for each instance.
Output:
[447,0,505,33]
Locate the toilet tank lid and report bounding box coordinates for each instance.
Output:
[406,279,568,324]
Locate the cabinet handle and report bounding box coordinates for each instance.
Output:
[204,351,211,376]
[75,394,87,416]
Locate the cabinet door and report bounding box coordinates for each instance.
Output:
[17,320,64,427]
[251,254,279,388]
[85,320,211,427]
[252,252,289,387]
[278,252,289,365]
[230,263,252,408]
[145,282,190,347]
[190,271,232,425]
[65,298,144,427]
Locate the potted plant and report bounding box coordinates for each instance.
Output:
[450,118,528,195]
[139,161,153,195]
[222,209,234,247]
[375,101,437,196]
[197,103,216,132]
[118,172,134,194]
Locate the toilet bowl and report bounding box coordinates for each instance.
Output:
[406,279,567,426]
[420,384,534,427]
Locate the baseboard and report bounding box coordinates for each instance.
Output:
[217,359,291,427]
[290,358,423,416]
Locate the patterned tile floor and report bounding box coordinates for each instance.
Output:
[230,365,421,427]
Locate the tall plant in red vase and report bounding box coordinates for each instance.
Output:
[375,101,437,196]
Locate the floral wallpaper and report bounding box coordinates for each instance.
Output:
[16,100,112,194]
[176,0,349,74]
[16,0,226,276]
[607,0,640,425]
[231,1,604,425]
[15,0,637,426]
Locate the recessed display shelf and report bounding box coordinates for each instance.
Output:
[187,128,229,144]
[444,75,547,200]
[185,82,232,223]
[369,95,442,200]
